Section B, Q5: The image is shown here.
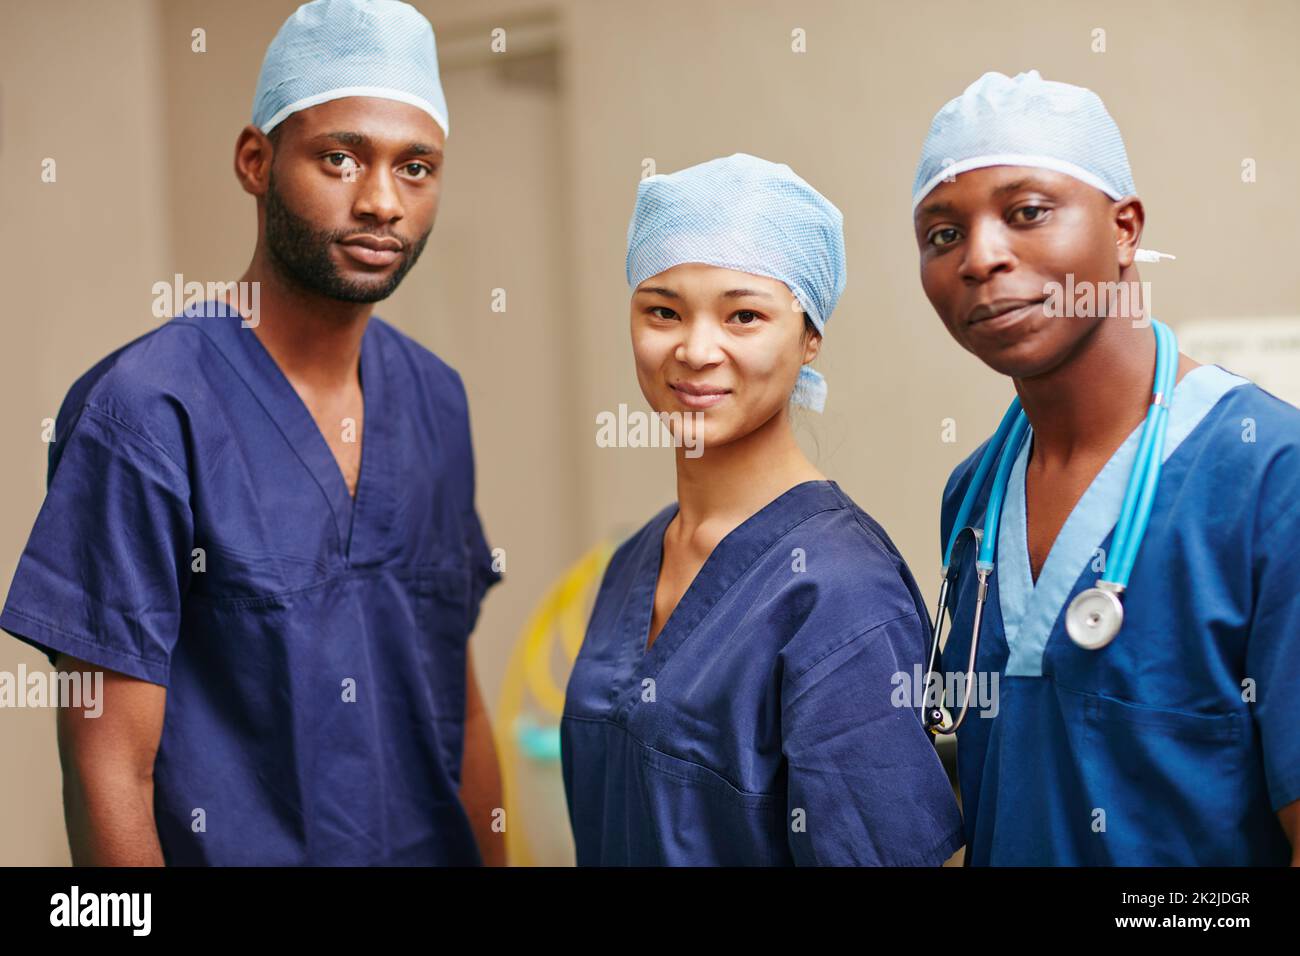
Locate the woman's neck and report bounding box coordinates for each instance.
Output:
[672,406,825,534]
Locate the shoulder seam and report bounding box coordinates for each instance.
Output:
[78,404,188,478]
[784,610,919,690]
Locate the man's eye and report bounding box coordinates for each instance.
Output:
[1012,205,1048,223]
[327,153,359,170]
[403,163,430,179]
[928,227,960,247]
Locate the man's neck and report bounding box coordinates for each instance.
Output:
[234,252,372,392]
[1013,316,1159,472]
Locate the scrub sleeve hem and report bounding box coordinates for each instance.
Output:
[1267,774,1300,815]
[467,565,503,637]
[905,826,965,868]
[0,606,169,687]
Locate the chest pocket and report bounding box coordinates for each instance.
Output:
[634,741,788,865]
[1076,689,1245,864]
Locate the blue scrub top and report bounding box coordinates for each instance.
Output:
[562,480,964,866]
[940,364,1300,865]
[1,301,501,865]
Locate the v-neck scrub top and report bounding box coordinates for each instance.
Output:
[940,365,1300,865]
[1,301,501,865]
[561,480,964,865]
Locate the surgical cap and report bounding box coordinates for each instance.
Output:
[912,70,1172,262]
[626,153,846,413]
[252,0,450,138]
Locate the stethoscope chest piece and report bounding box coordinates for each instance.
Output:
[1065,586,1124,650]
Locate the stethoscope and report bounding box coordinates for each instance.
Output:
[922,319,1178,735]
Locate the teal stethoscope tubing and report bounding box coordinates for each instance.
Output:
[1110,319,1177,584]
[922,320,1177,734]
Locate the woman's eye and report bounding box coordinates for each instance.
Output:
[649,306,678,320]
[928,227,960,248]
[1012,205,1048,223]
[729,310,761,325]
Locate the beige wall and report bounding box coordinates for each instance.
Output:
[1,0,1296,865]
[560,0,1300,556]
[0,0,170,867]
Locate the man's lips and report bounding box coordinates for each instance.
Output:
[337,234,403,267]
[341,234,402,251]
[966,296,1048,327]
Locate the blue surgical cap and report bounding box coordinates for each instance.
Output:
[912,70,1172,262]
[252,0,450,138]
[626,153,846,413]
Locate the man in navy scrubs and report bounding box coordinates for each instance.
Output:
[0,0,503,865]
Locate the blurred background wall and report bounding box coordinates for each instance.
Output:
[1,0,1296,865]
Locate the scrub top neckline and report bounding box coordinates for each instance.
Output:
[995,362,1249,676]
[245,312,379,561]
[1011,362,1213,595]
[637,478,842,660]
[183,300,393,567]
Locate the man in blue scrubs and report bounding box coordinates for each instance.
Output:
[913,71,1300,864]
[0,0,503,865]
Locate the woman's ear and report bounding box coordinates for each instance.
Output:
[802,328,823,365]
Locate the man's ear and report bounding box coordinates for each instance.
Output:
[1113,196,1145,269]
[233,124,275,198]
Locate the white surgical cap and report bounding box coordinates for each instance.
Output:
[626,153,846,413]
[912,70,1172,262]
[252,0,450,138]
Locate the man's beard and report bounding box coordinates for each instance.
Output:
[264,170,431,303]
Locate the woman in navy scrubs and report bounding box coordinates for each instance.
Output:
[560,154,964,866]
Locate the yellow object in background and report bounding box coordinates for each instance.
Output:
[494,542,612,866]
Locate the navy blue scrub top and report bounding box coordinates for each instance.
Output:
[562,480,964,865]
[1,301,501,865]
[940,366,1300,865]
